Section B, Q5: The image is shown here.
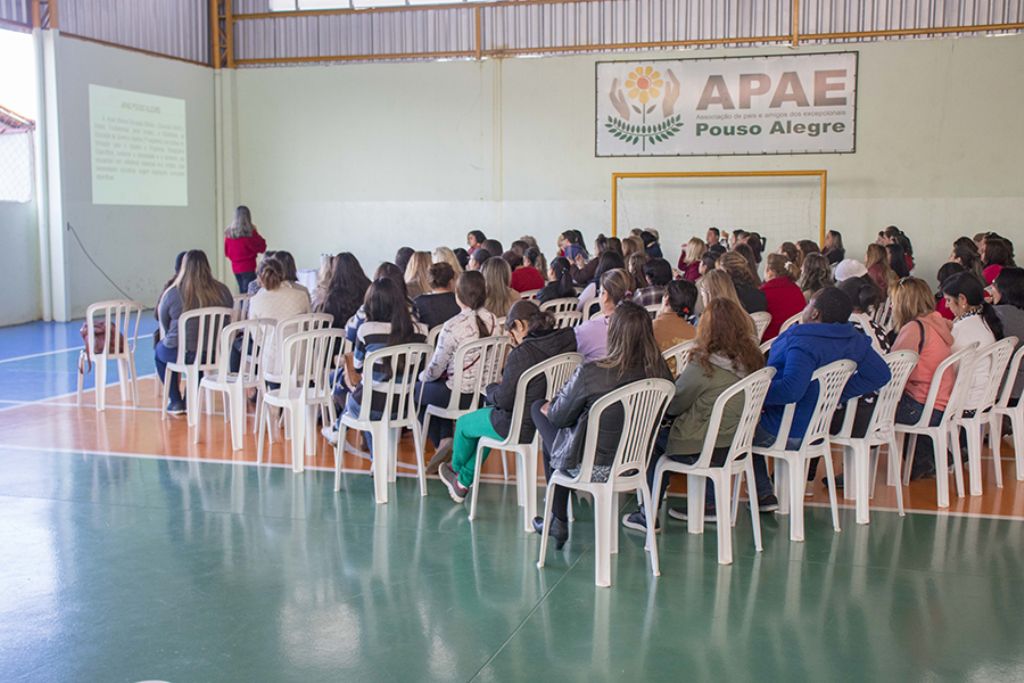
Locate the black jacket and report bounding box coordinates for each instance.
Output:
[736,282,768,314]
[484,327,577,441]
[413,292,460,329]
[546,359,672,472]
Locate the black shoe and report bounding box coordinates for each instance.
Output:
[621,509,661,533]
[166,400,186,416]
[756,494,779,513]
[532,515,569,550]
[822,474,845,490]
[438,463,469,503]
[667,502,717,523]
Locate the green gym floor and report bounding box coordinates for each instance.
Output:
[2,447,1023,682]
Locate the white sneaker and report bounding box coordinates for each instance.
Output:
[321,425,339,446]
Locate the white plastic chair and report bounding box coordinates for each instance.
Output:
[161,306,233,426]
[552,310,583,329]
[950,337,1017,494]
[256,328,344,473]
[232,294,252,321]
[645,304,661,317]
[750,311,771,341]
[519,289,541,300]
[262,313,334,386]
[991,344,1024,482]
[77,300,144,411]
[896,343,978,508]
[874,298,894,332]
[427,325,444,346]
[661,339,695,377]
[334,343,434,503]
[585,301,604,320]
[468,352,583,531]
[418,336,511,482]
[539,297,579,315]
[195,319,273,451]
[752,359,855,543]
[652,366,776,565]
[779,312,802,334]
[831,350,917,525]
[759,338,774,355]
[537,378,675,587]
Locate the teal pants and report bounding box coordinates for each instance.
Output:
[452,407,502,487]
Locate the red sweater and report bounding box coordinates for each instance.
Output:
[510,266,545,293]
[224,230,267,274]
[760,276,807,340]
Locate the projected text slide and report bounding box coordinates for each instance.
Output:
[89,85,187,206]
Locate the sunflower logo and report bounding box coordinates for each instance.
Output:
[606,65,683,151]
[625,67,664,104]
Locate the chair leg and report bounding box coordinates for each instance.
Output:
[593,488,613,587]
[537,481,557,569]
[965,422,983,496]
[608,492,619,556]
[521,448,538,533]
[788,457,806,543]
[286,405,306,473]
[948,429,965,498]
[713,473,733,565]
[933,432,950,508]
[640,484,661,576]
[304,405,317,457]
[388,428,400,483]
[899,433,911,486]
[686,474,706,535]
[371,424,390,504]
[822,450,842,533]
[746,461,762,553]
[256,401,267,465]
[501,451,509,481]
[76,357,86,407]
[469,443,485,521]
[651,462,666,531]
[185,372,201,427]
[889,437,905,517]
[1013,413,1024,482]
[192,389,203,445]
[333,425,348,492]
[229,384,245,451]
[116,359,129,402]
[990,416,1004,489]
[127,355,139,406]
[853,443,870,526]
[95,358,107,412]
[411,422,427,497]
[160,370,171,420]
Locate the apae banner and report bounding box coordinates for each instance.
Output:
[596,52,857,157]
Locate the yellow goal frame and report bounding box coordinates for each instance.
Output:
[611,170,828,245]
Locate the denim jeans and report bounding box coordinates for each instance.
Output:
[532,399,573,523]
[646,425,729,512]
[894,393,944,477]
[154,341,193,404]
[415,380,473,448]
[750,424,804,499]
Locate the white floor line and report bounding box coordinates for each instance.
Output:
[0,334,155,364]
[0,373,160,413]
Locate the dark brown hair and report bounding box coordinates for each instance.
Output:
[693,298,766,377]
[599,301,665,378]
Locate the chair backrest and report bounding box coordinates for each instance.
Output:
[576,378,676,484]
[553,310,583,329]
[278,328,347,401]
[539,297,579,314]
[852,350,918,441]
[175,307,234,370]
[662,339,696,376]
[232,294,252,321]
[585,300,603,320]
[750,311,771,341]
[274,312,334,342]
[919,343,978,424]
[519,289,541,300]
[645,304,661,318]
[759,338,774,355]
[427,325,444,346]
[780,312,802,334]
[85,300,145,359]
[437,335,511,412]
[503,353,584,444]
[215,319,274,384]
[964,337,1018,413]
[353,342,434,423]
[996,343,1024,409]
[691,366,776,469]
[874,297,894,332]
[796,359,856,451]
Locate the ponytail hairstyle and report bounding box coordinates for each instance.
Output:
[837,276,882,315]
[665,280,697,319]
[257,256,286,291]
[605,236,623,255]
[600,301,665,379]
[778,241,801,268]
[600,268,634,307]
[365,277,416,346]
[594,233,609,256]
[524,247,542,269]
[745,231,765,264]
[374,261,408,300]
[941,271,1004,338]
[456,270,493,338]
[766,253,799,281]
[505,299,555,336]
[548,256,575,298]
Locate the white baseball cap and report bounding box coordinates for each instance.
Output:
[835,259,868,282]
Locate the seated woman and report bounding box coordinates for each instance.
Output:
[982,237,1013,285]
[822,230,845,266]
[718,252,767,315]
[437,301,577,502]
[993,268,1024,406]
[798,253,835,301]
[536,256,576,304]
[419,272,499,469]
[652,280,697,368]
[432,246,463,276]
[481,257,518,318]
[934,262,967,320]
[889,277,955,479]
[510,248,547,293]
[317,252,371,331]
[247,256,312,383]
[576,251,625,314]
[865,243,897,298]
[403,251,434,300]
[574,268,632,362]
[677,237,706,282]
[622,297,766,530]
[530,301,672,547]
[759,253,806,340]
[941,271,1003,409]
[413,262,461,329]
[634,257,672,307]
[341,278,427,450]
[156,250,234,415]
[838,276,890,355]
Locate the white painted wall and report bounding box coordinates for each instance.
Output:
[0,196,41,326]
[230,34,1024,284]
[52,35,217,318]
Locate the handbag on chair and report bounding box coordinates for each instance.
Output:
[78,321,125,374]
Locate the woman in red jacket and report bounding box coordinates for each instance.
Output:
[224,205,267,293]
[759,253,807,341]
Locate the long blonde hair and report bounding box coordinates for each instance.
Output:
[481,257,518,317]
[178,250,225,310]
[891,276,934,329]
[433,246,463,276]
[684,237,707,265]
[404,251,433,295]
[225,205,254,239]
[699,269,742,308]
